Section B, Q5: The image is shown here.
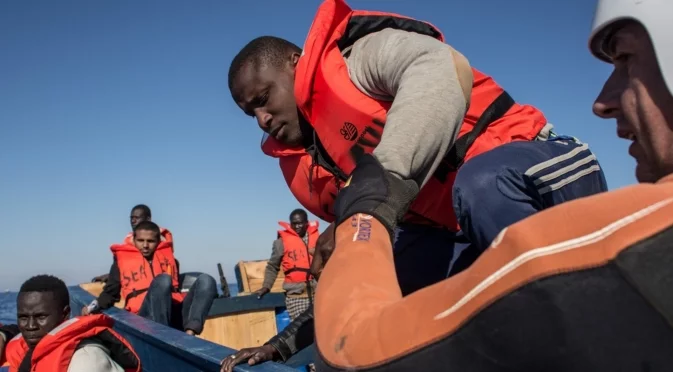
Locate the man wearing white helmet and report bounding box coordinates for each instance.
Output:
[301,1,673,371]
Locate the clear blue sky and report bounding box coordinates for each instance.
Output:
[0,0,631,290]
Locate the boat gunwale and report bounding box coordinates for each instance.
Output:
[68,285,300,371]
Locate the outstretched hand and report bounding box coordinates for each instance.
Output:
[220,345,279,372]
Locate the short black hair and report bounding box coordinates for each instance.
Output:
[133,220,161,238]
[290,208,308,221]
[228,36,302,91]
[131,204,152,218]
[19,275,69,310]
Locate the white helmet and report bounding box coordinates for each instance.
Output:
[589,0,673,94]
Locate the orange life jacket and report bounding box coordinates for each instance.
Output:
[278,220,320,284]
[111,241,184,314]
[3,314,140,372]
[263,0,548,230]
[123,226,173,249]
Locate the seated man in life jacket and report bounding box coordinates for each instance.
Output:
[253,209,319,321]
[0,275,140,372]
[92,204,174,283]
[308,2,673,370]
[227,0,608,296]
[83,221,217,337]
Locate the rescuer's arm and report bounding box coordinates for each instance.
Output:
[345,28,473,187]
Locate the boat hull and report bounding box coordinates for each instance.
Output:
[67,285,314,371]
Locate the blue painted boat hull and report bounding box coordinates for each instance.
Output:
[67,286,314,372]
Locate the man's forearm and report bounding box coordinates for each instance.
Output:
[345,28,473,187]
[266,305,315,361]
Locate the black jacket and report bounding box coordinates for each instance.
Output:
[266,305,315,361]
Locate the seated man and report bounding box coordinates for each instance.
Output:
[84,221,217,337]
[92,204,174,283]
[0,275,140,372]
[254,209,319,321]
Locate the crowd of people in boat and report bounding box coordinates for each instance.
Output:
[2,0,673,370]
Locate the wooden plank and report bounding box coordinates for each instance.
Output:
[78,283,125,309]
[198,310,278,349]
[236,260,285,294]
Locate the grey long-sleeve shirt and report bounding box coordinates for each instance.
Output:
[343,28,474,187]
[342,28,550,187]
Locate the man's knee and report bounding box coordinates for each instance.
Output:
[151,274,173,291]
[195,274,217,295]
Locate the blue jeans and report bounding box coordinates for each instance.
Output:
[394,137,608,294]
[137,273,217,334]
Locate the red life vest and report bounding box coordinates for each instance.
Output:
[3,314,140,372]
[123,226,173,249]
[263,0,547,230]
[111,241,184,314]
[278,220,320,284]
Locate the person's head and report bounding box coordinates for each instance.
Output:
[17,275,70,348]
[133,220,161,258]
[289,208,309,237]
[590,0,673,183]
[130,204,152,229]
[228,36,304,146]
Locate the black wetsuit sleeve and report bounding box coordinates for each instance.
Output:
[266,305,315,361]
[97,260,121,310]
[0,323,19,340]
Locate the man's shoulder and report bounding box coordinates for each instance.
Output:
[436,181,673,323]
[69,340,122,372]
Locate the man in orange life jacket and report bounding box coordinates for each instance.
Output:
[83,221,217,337]
[254,209,319,320]
[0,275,140,372]
[227,0,608,294]
[92,204,174,283]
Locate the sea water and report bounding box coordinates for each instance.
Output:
[0,284,239,325]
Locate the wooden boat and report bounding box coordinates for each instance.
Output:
[69,260,315,371]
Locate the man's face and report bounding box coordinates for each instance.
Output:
[593,22,673,183]
[134,229,160,258]
[17,292,68,348]
[290,213,308,237]
[130,209,150,229]
[231,54,303,146]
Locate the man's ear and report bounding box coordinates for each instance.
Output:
[290,52,301,70]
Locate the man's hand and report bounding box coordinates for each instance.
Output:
[334,154,419,236]
[81,306,91,316]
[253,287,270,299]
[220,345,279,372]
[310,223,336,279]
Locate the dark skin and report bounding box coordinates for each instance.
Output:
[220,225,335,372]
[130,209,151,230]
[17,292,70,349]
[230,52,306,147]
[92,208,152,283]
[254,213,310,299]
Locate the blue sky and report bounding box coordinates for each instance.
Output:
[0,0,629,290]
